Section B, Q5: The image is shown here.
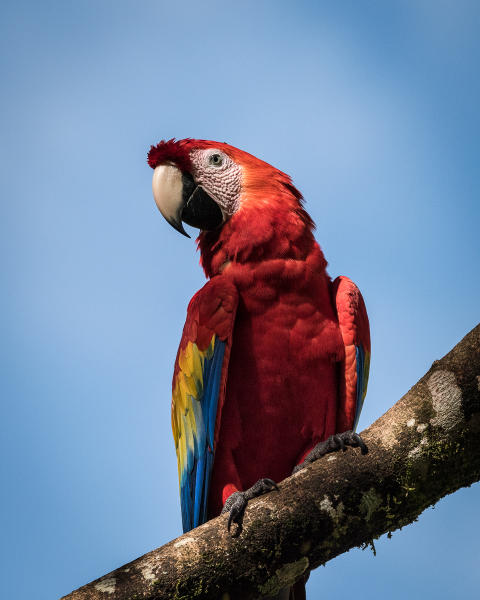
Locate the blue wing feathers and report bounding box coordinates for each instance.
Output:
[204,343,226,450]
[181,337,226,532]
[354,345,365,431]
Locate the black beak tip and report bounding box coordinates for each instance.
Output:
[168,218,191,238]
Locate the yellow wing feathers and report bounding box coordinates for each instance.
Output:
[172,336,216,488]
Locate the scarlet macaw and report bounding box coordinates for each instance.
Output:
[148,138,370,595]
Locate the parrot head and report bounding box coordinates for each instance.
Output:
[148,138,315,274]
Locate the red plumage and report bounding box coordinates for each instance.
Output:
[148,138,195,171]
[202,201,347,515]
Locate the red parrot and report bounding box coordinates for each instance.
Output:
[148,139,370,599]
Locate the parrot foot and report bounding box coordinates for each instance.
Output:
[293,430,368,474]
[221,478,279,537]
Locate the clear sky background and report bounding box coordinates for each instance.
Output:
[1,1,479,598]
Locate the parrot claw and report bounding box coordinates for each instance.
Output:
[221,478,279,537]
[293,430,368,474]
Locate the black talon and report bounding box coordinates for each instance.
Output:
[334,434,345,451]
[351,432,368,454]
[222,492,247,535]
[221,478,279,536]
[292,430,368,474]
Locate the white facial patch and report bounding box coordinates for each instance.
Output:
[190,149,242,217]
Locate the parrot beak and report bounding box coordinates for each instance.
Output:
[152,164,190,237]
[152,164,224,238]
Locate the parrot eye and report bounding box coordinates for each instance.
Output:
[208,153,223,167]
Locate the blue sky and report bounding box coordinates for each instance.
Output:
[1,1,479,598]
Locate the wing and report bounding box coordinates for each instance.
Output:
[171,278,238,533]
[332,276,371,432]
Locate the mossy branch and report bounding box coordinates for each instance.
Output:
[62,324,480,600]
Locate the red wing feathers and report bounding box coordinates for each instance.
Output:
[332,276,371,433]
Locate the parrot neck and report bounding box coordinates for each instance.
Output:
[198,197,325,279]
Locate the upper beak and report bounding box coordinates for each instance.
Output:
[152,164,190,238]
[152,164,225,238]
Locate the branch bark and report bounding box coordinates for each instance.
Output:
[62,324,480,600]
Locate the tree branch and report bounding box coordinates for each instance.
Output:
[62,324,480,600]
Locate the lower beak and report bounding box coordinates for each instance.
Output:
[152,165,224,237]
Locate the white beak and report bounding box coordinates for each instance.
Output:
[152,164,189,237]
